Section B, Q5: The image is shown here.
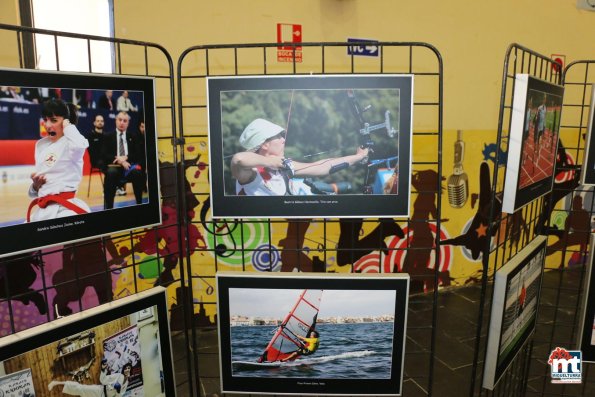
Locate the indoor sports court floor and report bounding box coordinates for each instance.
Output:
[0,166,147,226]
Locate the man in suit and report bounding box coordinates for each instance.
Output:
[101,111,146,209]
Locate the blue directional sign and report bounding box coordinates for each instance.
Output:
[347,38,380,57]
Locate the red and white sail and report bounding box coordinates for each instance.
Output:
[258,289,322,362]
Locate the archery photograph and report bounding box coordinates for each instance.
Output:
[207,74,413,219]
[216,272,409,396]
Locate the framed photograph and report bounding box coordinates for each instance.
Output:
[578,234,595,362]
[207,74,413,219]
[0,67,161,258]
[581,84,595,185]
[502,74,564,213]
[482,235,547,389]
[0,286,176,396]
[216,271,410,396]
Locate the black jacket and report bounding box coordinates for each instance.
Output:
[100,130,145,172]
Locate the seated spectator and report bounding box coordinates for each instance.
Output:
[100,111,146,209]
[116,90,138,112]
[0,86,24,101]
[22,87,42,103]
[86,114,105,169]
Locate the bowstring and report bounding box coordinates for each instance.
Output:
[285,90,295,146]
[282,90,345,174]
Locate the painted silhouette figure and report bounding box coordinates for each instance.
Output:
[442,162,498,260]
[135,156,205,286]
[443,161,530,261]
[336,218,404,267]
[53,239,121,316]
[0,252,46,314]
[401,170,446,293]
[546,195,591,256]
[279,220,325,272]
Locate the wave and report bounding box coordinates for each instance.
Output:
[283,350,376,366]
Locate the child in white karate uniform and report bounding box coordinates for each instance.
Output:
[27,99,90,222]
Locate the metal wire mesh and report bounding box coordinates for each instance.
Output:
[177,41,443,396]
[471,44,594,397]
[0,23,196,396]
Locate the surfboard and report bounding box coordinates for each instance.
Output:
[232,360,284,370]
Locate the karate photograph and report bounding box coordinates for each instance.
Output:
[0,288,174,397]
[0,68,161,258]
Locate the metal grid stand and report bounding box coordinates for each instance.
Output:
[0,23,197,396]
[471,44,594,397]
[177,41,443,396]
[521,60,595,397]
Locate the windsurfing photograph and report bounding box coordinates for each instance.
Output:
[216,272,410,396]
[230,288,395,378]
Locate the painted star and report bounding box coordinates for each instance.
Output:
[475,222,488,237]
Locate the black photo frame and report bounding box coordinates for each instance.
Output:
[502,74,564,213]
[578,234,595,362]
[0,68,161,258]
[207,74,413,219]
[482,235,547,389]
[581,84,595,186]
[216,271,410,396]
[0,287,176,396]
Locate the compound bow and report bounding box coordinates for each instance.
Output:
[347,89,399,194]
[281,89,399,195]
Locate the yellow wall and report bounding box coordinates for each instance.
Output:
[113,0,595,130]
[1,1,593,130]
[0,0,22,67]
[0,0,19,24]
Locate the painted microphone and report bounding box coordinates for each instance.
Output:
[447,130,469,208]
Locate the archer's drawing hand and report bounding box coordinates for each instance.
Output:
[282,158,295,177]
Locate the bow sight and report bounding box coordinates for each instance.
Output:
[347,90,397,150]
[347,90,399,194]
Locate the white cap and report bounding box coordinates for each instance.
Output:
[239,118,285,150]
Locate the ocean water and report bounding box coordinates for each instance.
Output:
[230,322,395,379]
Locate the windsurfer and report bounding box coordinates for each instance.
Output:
[281,330,320,362]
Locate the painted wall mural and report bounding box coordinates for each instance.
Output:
[0,129,587,333]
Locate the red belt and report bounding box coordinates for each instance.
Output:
[27,191,88,222]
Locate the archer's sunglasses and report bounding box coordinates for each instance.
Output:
[265,131,286,142]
